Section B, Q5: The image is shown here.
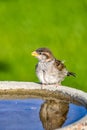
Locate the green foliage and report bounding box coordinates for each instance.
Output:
[0,0,87,91]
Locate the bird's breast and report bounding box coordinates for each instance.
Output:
[36,61,59,84]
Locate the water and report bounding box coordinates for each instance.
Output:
[0,98,86,130]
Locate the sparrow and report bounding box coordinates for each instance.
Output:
[31,48,75,85]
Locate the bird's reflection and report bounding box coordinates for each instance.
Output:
[40,99,69,130]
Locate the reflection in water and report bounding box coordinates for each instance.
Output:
[40,99,69,130]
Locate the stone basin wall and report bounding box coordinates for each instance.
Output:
[0,81,87,130]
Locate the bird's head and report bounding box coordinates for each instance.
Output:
[31,48,54,62]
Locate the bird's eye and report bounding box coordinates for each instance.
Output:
[39,52,42,55]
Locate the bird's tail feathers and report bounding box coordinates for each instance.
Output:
[67,72,76,77]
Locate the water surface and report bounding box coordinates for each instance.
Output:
[0,98,86,130]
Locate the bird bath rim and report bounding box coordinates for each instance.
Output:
[0,81,87,130]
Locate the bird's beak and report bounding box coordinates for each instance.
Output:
[31,51,39,57]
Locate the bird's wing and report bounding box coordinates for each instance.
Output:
[54,59,66,71]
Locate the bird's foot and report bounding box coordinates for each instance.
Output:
[41,83,47,89]
[50,83,61,87]
[41,83,61,89]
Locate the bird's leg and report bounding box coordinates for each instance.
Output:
[51,82,61,87]
[47,83,61,87]
[41,82,61,89]
[54,83,61,87]
[41,83,47,89]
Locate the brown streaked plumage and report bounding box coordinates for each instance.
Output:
[54,59,65,71]
[32,48,75,85]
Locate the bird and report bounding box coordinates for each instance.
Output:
[31,47,75,85]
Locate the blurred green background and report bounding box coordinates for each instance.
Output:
[0,0,87,91]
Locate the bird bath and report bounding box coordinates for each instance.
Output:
[0,81,87,130]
